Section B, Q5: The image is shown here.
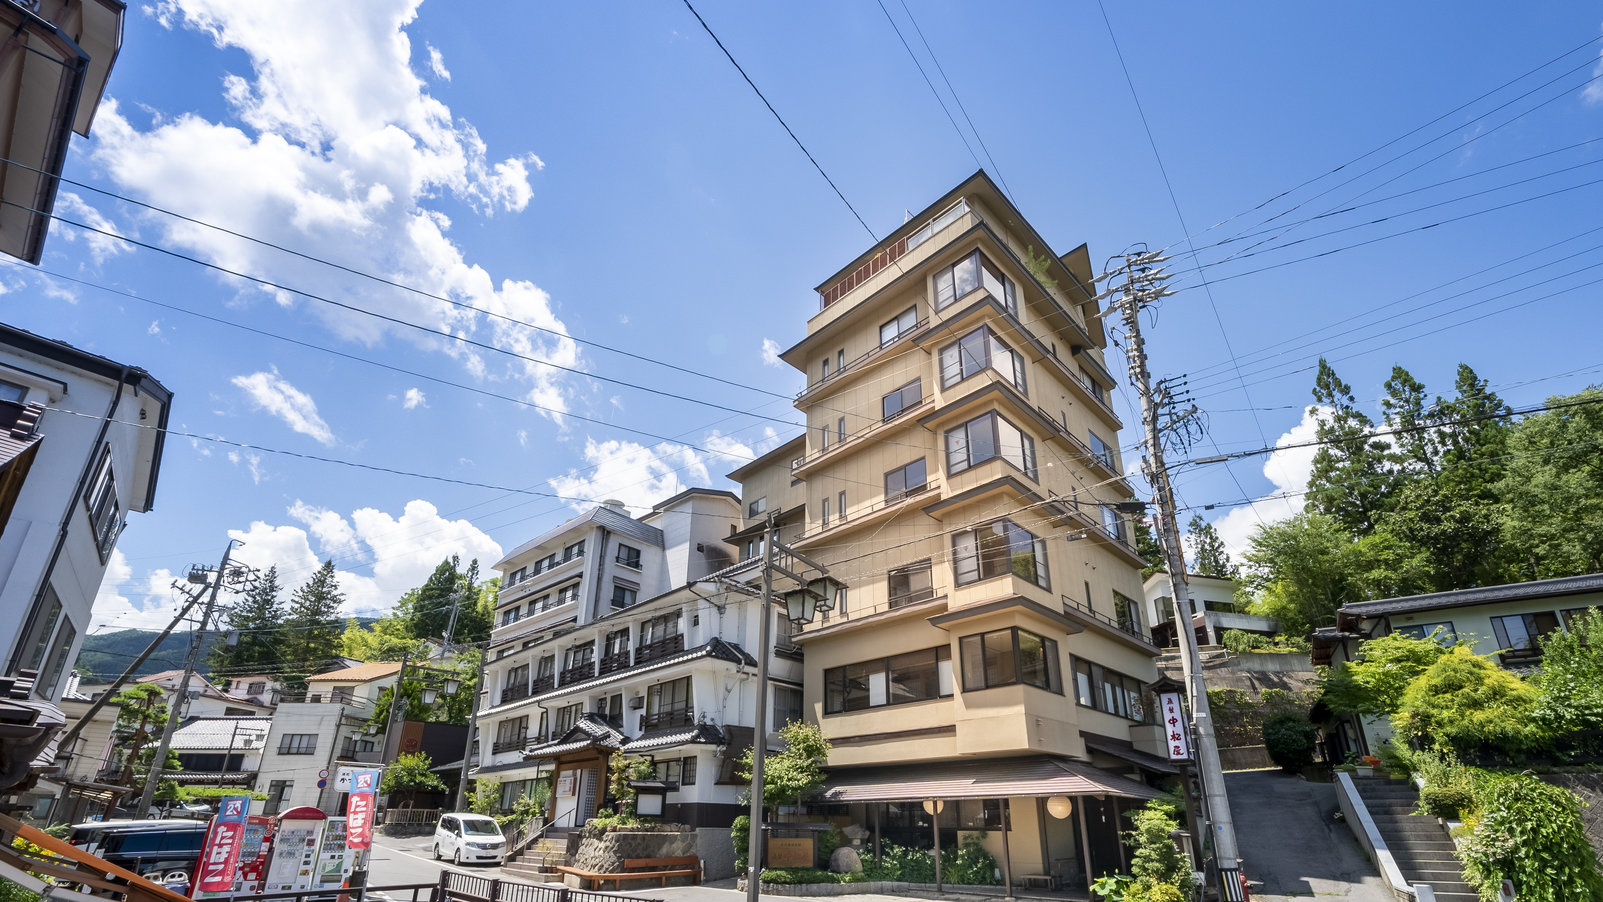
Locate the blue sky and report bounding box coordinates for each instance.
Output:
[11,1,1603,630]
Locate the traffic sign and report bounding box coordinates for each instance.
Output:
[318,769,329,779]
[316,779,327,789]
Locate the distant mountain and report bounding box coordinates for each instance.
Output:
[74,618,381,683]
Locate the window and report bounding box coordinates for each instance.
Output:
[640,611,682,645]
[952,519,1050,589]
[248,681,267,695]
[644,676,693,730]
[0,380,25,403]
[535,655,556,680]
[838,417,846,442]
[505,662,530,694]
[823,646,953,713]
[1490,612,1561,652]
[819,424,830,451]
[563,540,585,562]
[611,584,638,609]
[528,593,553,613]
[616,544,642,568]
[933,250,1016,313]
[1072,658,1145,721]
[1087,431,1115,470]
[14,589,62,673]
[507,567,527,587]
[532,553,558,575]
[882,379,923,421]
[880,306,917,347]
[681,756,697,786]
[604,628,631,658]
[822,358,831,380]
[938,326,1027,395]
[821,497,830,527]
[837,349,845,372]
[774,686,804,726]
[39,619,75,698]
[1100,505,1127,542]
[494,716,528,751]
[502,606,521,627]
[1395,622,1457,643]
[278,734,318,755]
[1561,608,1599,630]
[748,497,767,518]
[264,781,292,816]
[838,491,847,522]
[887,562,934,608]
[885,459,927,501]
[1113,590,1141,636]
[960,629,1060,693]
[84,449,121,560]
[1079,367,1107,404]
[563,642,595,671]
[945,412,1036,479]
[552,703,581,735]
[556,583,581,606]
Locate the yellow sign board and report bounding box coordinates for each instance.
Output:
[767,836,814,869]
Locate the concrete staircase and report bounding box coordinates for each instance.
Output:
[1350,778,1476,901]
[499,833,570,882]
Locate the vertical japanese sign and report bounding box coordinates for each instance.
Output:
[195,795,252,895]
[346,768,380,850]
[1160,692,1193,760]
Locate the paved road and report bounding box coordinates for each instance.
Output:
[363,831,519,896]
[1226,769,1392,901]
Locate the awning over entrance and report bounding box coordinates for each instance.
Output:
[1081,733,1181,776]
[819,755,1163,803]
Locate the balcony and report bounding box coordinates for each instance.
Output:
[1062,595,1157,652]
[337,743,382,764]
[796,314,930,402]
[640,706,695,733]
[598,651,632,676]
[500,683,532,705]
[532,674,555,695]
[491,734,527,755]
[635,634,685,666]
[559,663,595,686]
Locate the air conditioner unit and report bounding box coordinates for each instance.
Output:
[628,696,645,710]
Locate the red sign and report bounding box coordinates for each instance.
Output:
[346,768,381,850]
[195,797,253,895]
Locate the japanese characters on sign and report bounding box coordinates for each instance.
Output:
[346,768,381,850]
[194,795,253,895]
[1159,692,1193,761]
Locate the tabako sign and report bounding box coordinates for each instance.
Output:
[346,768,381,850]
[195,796,252,895]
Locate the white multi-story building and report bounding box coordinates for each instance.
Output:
[133,670,275,718]
[1141,572,1277,648]
[255,661,400,814]
[0,323,172,794]
[473,489,803,830]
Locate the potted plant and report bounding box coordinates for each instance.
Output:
[1355,755,1380,777]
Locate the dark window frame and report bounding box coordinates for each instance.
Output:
[944,411,1037,481]
[882,379,923,421]
[880,306,918,347]
[952,518,1051,590]
[959,628,1061,694]
[885,458,928,502]
[823,645,953,714]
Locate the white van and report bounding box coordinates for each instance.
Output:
[432,813,506,864]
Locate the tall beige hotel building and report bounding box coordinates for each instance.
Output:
[726,172,1174,887]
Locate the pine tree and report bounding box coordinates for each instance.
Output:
[1306,358,1396,536]
[399,556,490,647]
[206,565,284,682]
[282,560,345,691]
[1381,365,1437,476]
[1185,514,1238,578]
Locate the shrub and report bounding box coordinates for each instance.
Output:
[816,824,842,868]
[1392,646,1545,754]
[1419,782,1475,819]
[1124,800,1190,889]
[759,868,839,885]
[1125,883,1187,902]
[1263,713,1318,771]
[731,814,749,872]
[1458,773,1603,901]
[942,833,1000,885]
[1413,748,1475,818]
[877,842,936,883]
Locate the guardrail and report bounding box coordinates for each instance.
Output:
[439,870,661,902]
[381,808,441,826]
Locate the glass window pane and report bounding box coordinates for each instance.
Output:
[1074,660,1094,706]
[1018,631,1047,689]
[959,329,987,380]
[940,343,962,387]
[935,269,956,309]
[953,531,979,584]
[906,458,926,491]
[868,667,888,707]
[984,629,1015,687]
[937,657,953,696]
[967,415,997,466]
[954,254,979,298]
[946,426,969,472]
[1044,638,1061,694]
[960,635,985,691]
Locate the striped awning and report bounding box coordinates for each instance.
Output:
[820,756,1163,803]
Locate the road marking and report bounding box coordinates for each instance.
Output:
[371,842,505,879]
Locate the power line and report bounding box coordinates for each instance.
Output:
[873,0,984,179]
[679,0,877,242]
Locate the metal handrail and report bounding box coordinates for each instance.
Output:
[1062,595,1155,647]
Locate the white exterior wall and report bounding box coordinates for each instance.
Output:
[0,346,168,703]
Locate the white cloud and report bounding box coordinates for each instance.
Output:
[91,2,576,416]
[402,387,427,409]
[1586,31,1603,105]
[227,449,265,483]
[1211,407,1325,560]
[53,191,134,263]
[425,43,450,81]
[231,369,336,445]
[548,438,712,514]
[761,338,783,368]
[91,549,184,630]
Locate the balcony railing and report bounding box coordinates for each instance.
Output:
[500,682,532,705]
[532,674,555,694]
[491,734,527,754]
[640,706,695,733]
[888,588,936,610]
[559,663,595,686]
[635,634,685,666]
[1063,595,1155,648]
[796,315,931,400]
[598,651,632,676]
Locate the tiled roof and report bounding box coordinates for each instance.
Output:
[523,714,625,760]
[305,661,403,683]
[622,723,723,753]
[1339,573,1603,619]
[169,718,272,750]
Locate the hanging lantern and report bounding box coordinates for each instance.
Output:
[443,677,462,695]
[808,578,836,615]
[921,799,945,816]
[1046,796,1074,819]
[783,588,816,625]
[421,685,439,705]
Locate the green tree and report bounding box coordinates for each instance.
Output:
[398,557,490,646]
[1133,517,1165,579]
[207,565,285,680]
[1374,477,1502,592]
[282,560,346,691]
[1392,646,1543,753]
[380,751,448,805]
[1123,798,1191,890]
[112,684,177,785]
[1459,773,1603,902]
[341,613,427,662]
[1321,630,1456,717]
[1498,388,1603,579]
[1184,514,1237,578]
[469,778,500,816]
[1434,363,1514,491]
[1532,606,1603,733]
[1305,359,1396,535]
[1241,511,1357,636]
[1380,364,1437,475]
[736,721,831,808]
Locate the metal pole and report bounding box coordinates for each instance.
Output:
[1114,251,1242,900]
[999,799,1014,901]
[138,540,237,814]
[383,653,412,765]
[221,721,239,787]
[744,514,776,902]
[453,652,484,811]
[930,801,943,893]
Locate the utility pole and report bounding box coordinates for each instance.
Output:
[137,538,246,815]
[1109,248,1244,901]
[453,648,484,811]
[744,513,776,902]
[382,652,412,765]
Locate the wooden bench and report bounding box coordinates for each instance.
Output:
[554,855,702,890]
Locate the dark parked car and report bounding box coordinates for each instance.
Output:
[68,819,210,892]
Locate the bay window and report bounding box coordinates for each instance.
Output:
[933,250,1017,314]
[959,628,1061,693]
[823,645,953,713]
[952,518,1050,589]
[938,326,1027,395]
[945,412,1036,480]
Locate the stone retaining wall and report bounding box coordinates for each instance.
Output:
[564,830,701,889]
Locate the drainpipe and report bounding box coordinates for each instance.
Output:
[11,366,132,681]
